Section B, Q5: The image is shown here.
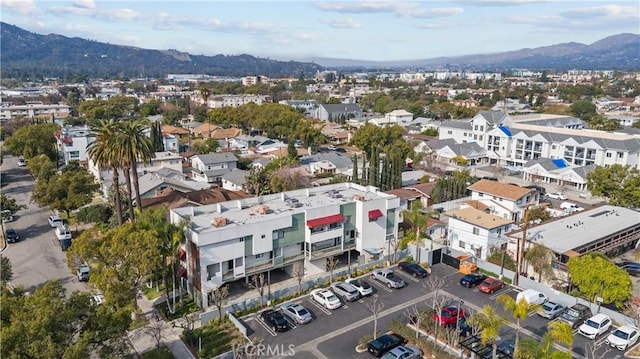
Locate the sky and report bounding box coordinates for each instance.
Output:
[2,0,639,62]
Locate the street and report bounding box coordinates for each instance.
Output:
[1,153,86,295]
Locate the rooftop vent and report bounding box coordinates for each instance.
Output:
[257,205,271,214]
[211,217,227,227]
[353,194,365,202]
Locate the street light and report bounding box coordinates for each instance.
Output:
[456,298,464,337]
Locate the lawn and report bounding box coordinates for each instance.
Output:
[142,346,174,359]
[154,296,200,321]
[186,320,246,359]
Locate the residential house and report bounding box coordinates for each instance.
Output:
[192,124,221,138]
[416,139,488,167]
[207,94,270,109]
[221,169,249,191]
[467,179,537,223]
[385,110,414,126]
[314,103,363,122]
[191,153,238,183]
[522,158,595,191]
[136,167,212,199]
[141,187,252,210]
[255,139,287,155]
[301,152,354,177]
[169,182,401,309]
[55,125,95,166]
[425,218,447,242]
[444,207,514,260]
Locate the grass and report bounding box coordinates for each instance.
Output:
[155,296,200,321]
[477,268,513,285]
[142,281,167,300]
[187,319,246,359]
[142,346,174,359]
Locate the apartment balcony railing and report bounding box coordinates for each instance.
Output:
[563,151,573,157]
[308,245,344,259]
[273,252,305,266]
[222,270,234,281]
[244,261,273,276]
[534,146,542,152]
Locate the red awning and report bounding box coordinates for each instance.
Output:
[368,209,383,220]
[306,214,344,228]
[178,266,187,278]
[178,248,186,260]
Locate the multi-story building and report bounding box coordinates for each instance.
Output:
[1,102,71,122]
[467,180,538,223]
[169,182,401,309]
[207,95,270,109]
[55,125,95,166]
[444,207,514,260]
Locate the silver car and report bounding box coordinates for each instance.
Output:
[538,301,566,319]
[280,303,313,324]
[331,282,361,302]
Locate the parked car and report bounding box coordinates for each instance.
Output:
[310,289,342,310]
[398,262,429,278]
[48,215,63,228]
[538,301,566,319]
[446,316,474,337]
[433,306,465,326]
[260,309,289,332]
[516,289,548,305]
[578,313,612,339]
[345,277,373,296]
[5,228,20,243]
[381,344,422,359]
[335,147,347,153]
[560,201,584,213]
[372,268,406,289]
[367,333,407,357]
[76,264,90,282]
[477,278,505,294]
[459,273,487,288]
[617,262,640,277]
[548,192,567,200]
[606,325,640,351]
[330,282,361,302]
[17,157,27,167]
[91,294,105,306]
[558,303,592,329]
[1,210,14,223]
[281,303,313,324]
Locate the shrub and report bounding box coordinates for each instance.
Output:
[372,264,380,270]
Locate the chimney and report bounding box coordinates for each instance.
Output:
[211,217,227,227]
[306,189,310,197]
[216,203,222,213]
[354,194,365,201]
[237,200,243,209]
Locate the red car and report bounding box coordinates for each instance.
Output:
[433,306,465,325]
[477,278,505,294]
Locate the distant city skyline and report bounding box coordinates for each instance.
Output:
[2,0,639,62]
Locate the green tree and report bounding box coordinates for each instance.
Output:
[468,305,509,359]
[76,204,113,225]
[633,120,640,129]
[0,193,26,215]
[191,138,219,154]
[0,256,13,285]
[71,224,161,312]
[26,154,56,181]
[3,123,59,161]
[149,120,165,152]
[87,120,125,225]
[525,244,555,282]
[517,321,573,359]
[287,139,298,160]
[586,165,640,207]
[245,167,271,195]
[496,295,540,355]
[567,252,632,307]
[569,100,597,121]
[32,163,99,219]
[401,202,428,257]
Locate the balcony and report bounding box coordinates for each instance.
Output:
[245,261,273,276]
[309,245,344,260]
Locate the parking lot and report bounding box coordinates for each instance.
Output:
[1,154,86,295]
[242,263,628,359]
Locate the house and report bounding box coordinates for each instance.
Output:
[192,124,221,138]
[425,218,447,242]
[444,207,514,260]
[169,182,401,309]
[467,179,537,223]
[255,139,287,154]
[0,102,71,121]
[55,125,95,166]
[300,152,354,177]
[191,153,238,183]
[416,139,488,167]
[385,110,414,126]
[136,167,212,199]
[314,103,363,122]
[207,94,269,109]
[141,187,252,210]
[162,133,180,152]
[522,158,595,191]
[221,169,249,191]
[161,124,190,140]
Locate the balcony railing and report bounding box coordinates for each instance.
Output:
[309,246,343,259]
[244,261,273,276]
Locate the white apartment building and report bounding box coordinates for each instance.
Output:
[437,111,640,172]
[170,183,401,309]
[445,207,514,260]
[207,94,270,109]
[55,126,95,166]
[1,102,71,121]
[467,180,538,223]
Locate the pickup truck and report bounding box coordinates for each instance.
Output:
[372,268,406,289]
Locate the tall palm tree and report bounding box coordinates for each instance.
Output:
[117,119,154,215]
[546,321,574,353]
[87,120,124,225]
[468,305,509,359]
[402,202,428,261]
[496,294,541,356]
[516,322,573,359]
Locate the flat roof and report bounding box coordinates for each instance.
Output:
[444,207,513,230]
[172,182,396,234]
[511,123,638,141]
[508,205,640,254]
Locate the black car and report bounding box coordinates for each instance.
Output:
[5,229,20,243]
[459,273,487,288]
[446,317,474,337]
[525,185,547,195]
[619,263,640,277]
[260,309,288,332]
[367,333,407,357]
[398,262,429,278]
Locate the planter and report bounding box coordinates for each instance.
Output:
[355,344,368,353]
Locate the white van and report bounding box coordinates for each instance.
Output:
[516,289,548,306]
[561,202,584,213]
[55,224,72,240]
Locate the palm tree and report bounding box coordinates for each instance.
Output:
[402,202,428,261]
[496,294,541,356]
[116,119,154,215]
[546,321,574,353]
[516,322,573,359]
[468,305,509,359]
[87,120,124,225]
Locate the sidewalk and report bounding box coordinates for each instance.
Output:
[127,293,197,359]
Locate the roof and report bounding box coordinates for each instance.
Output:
[384,188,423,200]
[476,110,509,125]
[221,169,249,184]
[210,127,242,139]
[320,103,363,113]
[439,120,472,131]
[193,153,238,165]
[445,207,514,229]
[508,205,640,254]
[406,182,436,196]
[467,180,532,201]
[464,200,490,211]
[387,109,413,116]
[161,125,189,135]
[192,123,221,136]
[141,188,252,209]
[137,171,211,197]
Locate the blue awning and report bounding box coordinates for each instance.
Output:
[551,159,567,168]
[498,126,512,137]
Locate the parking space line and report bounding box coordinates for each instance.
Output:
[489,287,512,300]
[255,317,278,337]
[396,271,421,283]
[342,304,349,309]
[306,298,333,316]
[367,277,394,293]
[358,299,364,303]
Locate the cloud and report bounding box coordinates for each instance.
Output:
[561,5,639,19]
[320,17,360,28]
[72,0,95,10]
[411,7,464,18]
[503,4,639,30]
[315,1,417,14]
[2,0,38,15]
[93,8,140,21]
[456,0,550,5]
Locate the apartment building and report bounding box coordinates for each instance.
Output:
[207,94,270,109]
[444,207,514,260]
[467,180,538,223]
[170,182,401,309]
[55,125,95,166]
[1,102,71,121]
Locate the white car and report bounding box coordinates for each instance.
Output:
[1,210,14,223]
[346,277,374,296]
[578,313,612,339]
[280,303,313,324]
[606,325,640,351]
[17,158,27,167]
[48,215,63,228]
[310,289,342,310]
[547,192,567,200]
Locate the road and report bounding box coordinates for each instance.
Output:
[1,153,86,295]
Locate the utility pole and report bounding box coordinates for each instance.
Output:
[514,205,531,286]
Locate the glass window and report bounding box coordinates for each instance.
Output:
[473,227,479,235]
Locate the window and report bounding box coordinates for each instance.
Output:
[478,193,484,197]
[480,126,484,131]
[473,135,477,140]
[606,152,612,158]
[69,151,79,158]
[272,230,284,240]
[618,152,624,159]
[552,145,557,150]
[235,257,243,267]
[459,240,466,249]
[479,135,483,141]
[474,125,478,131]
[472,227,480,235]
[255,253,263,258]
[447,130,452,135]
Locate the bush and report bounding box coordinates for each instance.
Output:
[387,320,459,359]
[76,204,113,224]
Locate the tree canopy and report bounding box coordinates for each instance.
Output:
[586,164,640,207]
[3,123,59,161]
[567,252,632,307]
[0,193,26,214]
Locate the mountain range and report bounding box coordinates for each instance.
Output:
[1,22,639,80]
